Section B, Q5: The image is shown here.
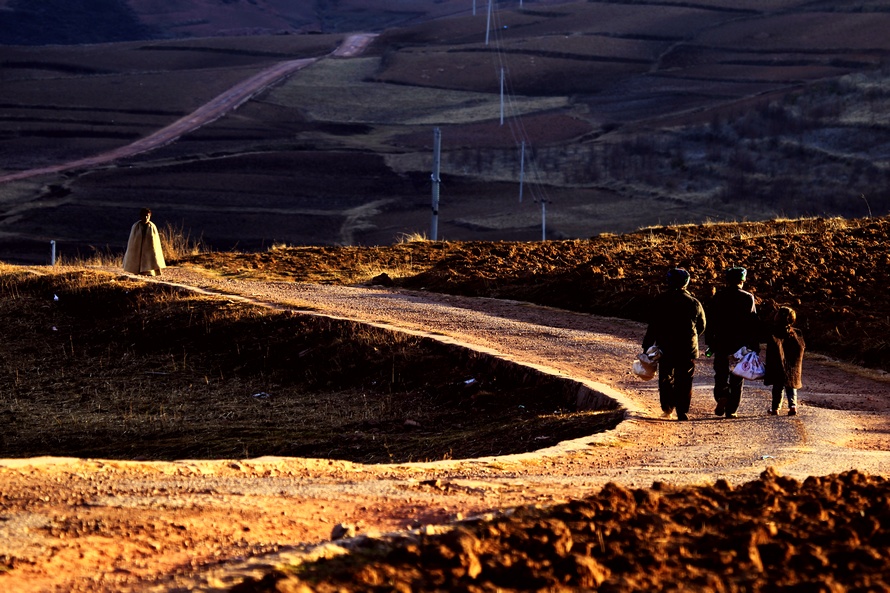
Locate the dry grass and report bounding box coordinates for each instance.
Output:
[397,231,429,243]
[54,245,121,268]
[159,221,209,260]
[55,222,209,267]
[640,216,859,243]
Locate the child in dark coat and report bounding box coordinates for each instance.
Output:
[764,306,805,416]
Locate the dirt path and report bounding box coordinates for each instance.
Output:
[1,267,887,592]
[0,34,376,186]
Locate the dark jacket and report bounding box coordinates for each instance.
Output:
[764,324,805,389]
[642,288,706,360]
[705,286,759,355]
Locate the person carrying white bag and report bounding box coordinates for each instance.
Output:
[704,267,761,419]
[731,347,766,380]
[641,268,706,422]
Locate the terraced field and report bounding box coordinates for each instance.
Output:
[1,1,889,269]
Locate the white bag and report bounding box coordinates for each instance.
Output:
[730,347,750,363]
[631,346,661,381]
[732,351,765,380]
[632,358,656,381]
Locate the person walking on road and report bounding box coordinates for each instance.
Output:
[764,306,805,416]
[122,207,166,276]
[705,267,760,418]
[642,268,706,421]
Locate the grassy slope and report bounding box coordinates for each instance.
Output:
[0,266,620,461]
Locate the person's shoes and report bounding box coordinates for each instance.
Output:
[768,409,778,416]
[725,412,738,419]
[677,412,689,421]
[714,398,727,416]
[788,406,797,416]
[661,408,674,418]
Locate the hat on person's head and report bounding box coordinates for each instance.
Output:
[726,267,747,284]
[776,306,796,326]
[666,267,690,289]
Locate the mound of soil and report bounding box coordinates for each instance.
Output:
[232,468,890,592]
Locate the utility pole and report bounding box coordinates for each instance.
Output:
[430,127,442,241]
[519,141,525,202]
[500,68,505,125]
[538,198,549,241]
[485,0,492,45]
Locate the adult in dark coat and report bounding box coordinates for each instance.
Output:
[764,306,805,416]
[642,268,706,421]
[705,267,759,418]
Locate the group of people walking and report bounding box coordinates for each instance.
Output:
[642,266,805,421]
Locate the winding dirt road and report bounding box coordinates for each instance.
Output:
[1,267,887,592]
[0,34,377,186]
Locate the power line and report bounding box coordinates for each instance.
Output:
[484,2,555,206]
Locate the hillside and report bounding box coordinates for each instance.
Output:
[145,214,890,593]
[182,216,890,374]
[0,0,459,44]
[1,0,889,266]
[5,215,886,462]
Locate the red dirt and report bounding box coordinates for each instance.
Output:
[232,469,890,593]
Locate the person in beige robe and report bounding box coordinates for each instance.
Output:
[122,208,166,275]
